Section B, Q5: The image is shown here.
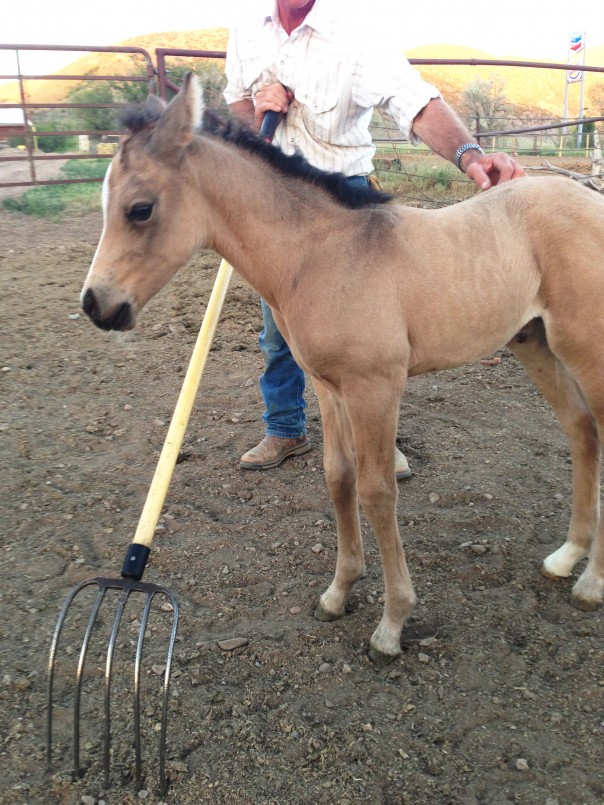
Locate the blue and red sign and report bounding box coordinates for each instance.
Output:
[567,31,585,82]
[569,32,585,53]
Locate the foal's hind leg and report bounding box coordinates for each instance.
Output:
[312,379,366,622]
[508,321,601,602]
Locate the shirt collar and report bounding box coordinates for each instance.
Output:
[261,0,334,38]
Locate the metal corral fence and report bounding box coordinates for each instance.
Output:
[1,44,603,207]
[0,45,156,189]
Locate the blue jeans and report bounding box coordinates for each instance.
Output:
[258,174,370,437]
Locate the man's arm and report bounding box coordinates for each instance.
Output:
[230,99,258,131]
[412,97,525,189]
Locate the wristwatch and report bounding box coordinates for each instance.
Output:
[454,142,485,172]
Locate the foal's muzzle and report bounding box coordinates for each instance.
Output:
[82,288,134,331]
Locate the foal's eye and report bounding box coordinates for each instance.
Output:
[127,202,154,222]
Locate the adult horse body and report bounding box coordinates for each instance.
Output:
[82,75,604,665]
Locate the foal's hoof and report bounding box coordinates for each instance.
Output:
[368,643,401,667]
[541,544,588,579]
[570,591,603,612]
[313,602,342,622]
[570,573,604,612]
[540,564,568,581]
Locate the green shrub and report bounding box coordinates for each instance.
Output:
[2,159,109,217]
[62,158,110,179]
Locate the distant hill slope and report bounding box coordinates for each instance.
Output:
[0,30,602,117]
[406,43,604,116]
[0,29,230,105]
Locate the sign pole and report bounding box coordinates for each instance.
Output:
[565,30,587,149]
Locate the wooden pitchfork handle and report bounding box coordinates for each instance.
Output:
[121,112,280,580]
[121,258,233,579]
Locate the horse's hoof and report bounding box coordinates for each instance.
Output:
[541,544,588,579]
[313,602,342,622]
[368,643,401,667]
[541,564,568,581]
[570,592,603,612]
[570,573,604,611]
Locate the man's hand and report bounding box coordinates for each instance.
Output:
[254,83,294,130]
[463,151,526,190]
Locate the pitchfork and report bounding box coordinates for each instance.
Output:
[47,257,233,793]
[47,110,279,792]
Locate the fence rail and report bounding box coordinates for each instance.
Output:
[1,44,602,197]
[0,43,156,189]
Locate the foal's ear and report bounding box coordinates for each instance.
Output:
[152,72,204,154]
[144,93,167,120]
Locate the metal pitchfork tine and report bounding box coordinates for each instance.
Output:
[47,576,179,791]
[47,256,234,793]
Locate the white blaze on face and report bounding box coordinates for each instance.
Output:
[80,161,113,299]
[100,160,112,216]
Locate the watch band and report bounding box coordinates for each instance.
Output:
[454,142,485,171]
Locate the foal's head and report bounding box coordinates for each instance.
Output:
[81,73,204,331]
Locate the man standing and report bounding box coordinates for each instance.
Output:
[224,0,524,474]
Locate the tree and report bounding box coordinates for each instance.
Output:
[9,111,78,153]
[67,82,121,132]
[161,62,230,116]
[459,76,511,137]
[66,61,231,133]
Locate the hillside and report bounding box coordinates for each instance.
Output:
[407,43,604,117]
[0,29,602,117]
[0,29,230,105]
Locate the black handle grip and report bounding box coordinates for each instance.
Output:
[121,543,151,580]
[259,110,280,142]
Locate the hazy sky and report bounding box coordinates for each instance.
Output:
[2,0,603,76]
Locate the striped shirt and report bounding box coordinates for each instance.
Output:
[224,0,440,176]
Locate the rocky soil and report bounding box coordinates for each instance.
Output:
[1,171,603,805]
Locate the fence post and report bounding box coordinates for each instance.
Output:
[592,128,602,176]
[156,51,167,100]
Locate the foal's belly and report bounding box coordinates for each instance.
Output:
[407,304,542,377]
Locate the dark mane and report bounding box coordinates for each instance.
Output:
[121,104,162,134]
[202,110,393,210]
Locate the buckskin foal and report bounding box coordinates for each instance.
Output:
[81,75,604,665]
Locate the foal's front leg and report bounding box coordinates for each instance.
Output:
[345,376,415,665]
[312,379,366,621]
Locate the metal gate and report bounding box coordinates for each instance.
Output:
[1,43,603,192]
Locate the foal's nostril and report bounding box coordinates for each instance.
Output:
[111,302,133,331]
[82,288,98,320]
[82,288,133,330]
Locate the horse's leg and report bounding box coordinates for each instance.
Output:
[312,378,366,621]
[507,320,601,600]
[343,374,414,665]
[545,323,604,611]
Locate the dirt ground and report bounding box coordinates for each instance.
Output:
[0,148,70,200]
[1,164,603,805]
